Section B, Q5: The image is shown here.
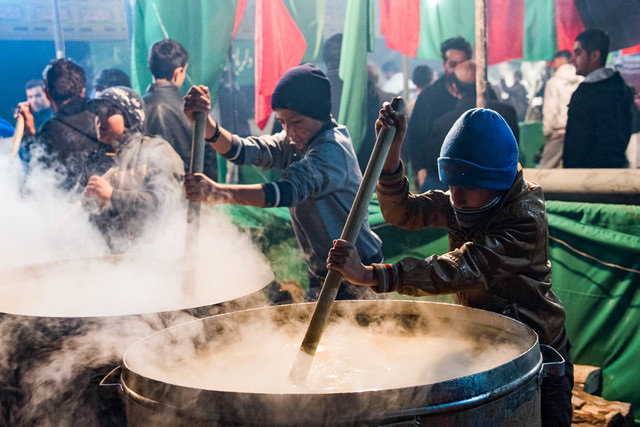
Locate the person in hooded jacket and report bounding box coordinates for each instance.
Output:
[538,50,583,168]
[83,86,184,253]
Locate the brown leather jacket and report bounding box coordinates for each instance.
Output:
[374,164,566,346]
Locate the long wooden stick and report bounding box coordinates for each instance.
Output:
[11,114,24,156]
[289,97,405,385]
[182,113,206,298]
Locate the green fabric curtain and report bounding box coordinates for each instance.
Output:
[412,0,557,62]
[282,0,326,64]
[415,0,475,61]
[338,0,375,152]
[518,121,545,168]
[546,201,640,423]
[523,0,557,61]
[131,1,237,101]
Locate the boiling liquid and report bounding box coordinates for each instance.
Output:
[139,320,523,394]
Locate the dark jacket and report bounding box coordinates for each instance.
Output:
[563,70,633,168]
[418,97,520,187]
[405,76,459,172]
[33,97,113,190]
[501,79,529,121]
[89,132,185,252]
[373,165,566,346]
[144,82,218,180]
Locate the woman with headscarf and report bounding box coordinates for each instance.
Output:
[84,86,184,252]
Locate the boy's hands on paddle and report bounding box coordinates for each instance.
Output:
[327,239,376,287]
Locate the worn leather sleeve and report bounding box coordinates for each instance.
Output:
[376,161,451,230]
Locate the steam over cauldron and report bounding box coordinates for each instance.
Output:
[0,254,273,426]
[121,300,561,426]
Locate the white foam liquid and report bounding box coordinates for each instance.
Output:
[138,320,524,394]
[0,255,272,317]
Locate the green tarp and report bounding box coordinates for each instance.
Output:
[222,199,640,421]
[546,201,640,423]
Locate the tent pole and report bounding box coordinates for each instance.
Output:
[402,54,410,101]
[51,0,65,59]
[475,0,487,108]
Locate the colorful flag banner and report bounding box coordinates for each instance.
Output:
[339,0,375,152]
[379,0,639,65]
[254,0,307,130]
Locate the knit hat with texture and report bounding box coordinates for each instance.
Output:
[438,108,518,190]
[271,63,331,122]
[89,86,145,132]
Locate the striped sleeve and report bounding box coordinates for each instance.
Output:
[262,181,294,207]
[372,263,402,294]
[221,135,243,162]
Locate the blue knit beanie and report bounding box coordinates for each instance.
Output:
[438,108,518,190]
[271,63,331,122]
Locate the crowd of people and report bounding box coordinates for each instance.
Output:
[6,27,639,426]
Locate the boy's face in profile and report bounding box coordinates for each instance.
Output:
[275,108,324,150]
[449,186,501,209]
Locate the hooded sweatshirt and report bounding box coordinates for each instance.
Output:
[542,63,583,137]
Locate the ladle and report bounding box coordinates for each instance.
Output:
[290,97,405,384]
[182,112,206,297]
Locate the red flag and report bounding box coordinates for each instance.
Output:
[622,44,640,56]
[254,0,307,130]
[487,0,524,65]
[555,0,585,52]
[379,0,421,58]
[232,0,248,39]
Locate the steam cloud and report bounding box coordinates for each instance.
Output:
[0,150,274,424]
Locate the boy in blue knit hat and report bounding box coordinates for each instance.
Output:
[328,106,572,426]
[182,64,382,302]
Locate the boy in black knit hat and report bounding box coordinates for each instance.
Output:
[327,105,573,427]
[182,64,382,301]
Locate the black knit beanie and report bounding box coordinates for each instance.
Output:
[271,63,331,122]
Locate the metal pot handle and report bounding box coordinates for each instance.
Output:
[540,344,565,378]
[99,365,123,393]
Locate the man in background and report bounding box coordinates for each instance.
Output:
[322,33,343,120]
[16,59,112,190]
[417,60,519,192]
[22,79,53,132]
[144,39,218,180]
[564,29,633,168]
[404,64,433,118]
[92,68,131,98]
[538,50,582,168]
[501,70,529,122]
[405,36,472,190]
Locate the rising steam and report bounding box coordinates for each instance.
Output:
[0,149,274,424]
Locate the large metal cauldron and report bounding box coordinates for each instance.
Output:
[0,255,273,426]
[121,300,554,426]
